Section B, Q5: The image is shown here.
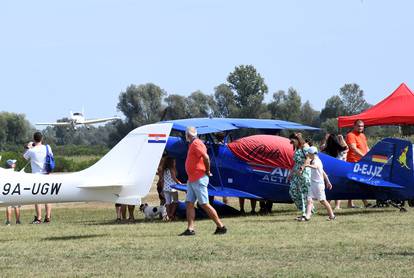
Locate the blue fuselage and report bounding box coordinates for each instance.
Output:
[166,136,414,202]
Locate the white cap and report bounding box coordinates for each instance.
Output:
[308,146,318,154]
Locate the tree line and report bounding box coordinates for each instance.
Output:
[0,64,401,153]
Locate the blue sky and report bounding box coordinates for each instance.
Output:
[1,1,413,126]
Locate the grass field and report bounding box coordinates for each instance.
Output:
[1,188,414,277]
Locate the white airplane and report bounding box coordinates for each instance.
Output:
[36,111,121,130]
[0,123,172,206]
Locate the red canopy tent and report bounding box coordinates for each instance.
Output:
[338,83,414,128]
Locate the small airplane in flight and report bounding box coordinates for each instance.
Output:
[163,118,414,212]
[0,123,172,206]
[36,111,121,130]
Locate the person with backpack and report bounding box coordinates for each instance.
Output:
[23,131,54,224]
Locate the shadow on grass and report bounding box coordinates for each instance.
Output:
[84,218,169,226]
[244,218,296,224]
[43,234,108,241]
[378,251,414,257]
[335,208,399,216]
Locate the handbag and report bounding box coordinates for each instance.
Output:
[44,145,55,173]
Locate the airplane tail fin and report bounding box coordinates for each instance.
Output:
[350,138,413,187]
[79,123,172,205]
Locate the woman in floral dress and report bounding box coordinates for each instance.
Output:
[288,133,311,220]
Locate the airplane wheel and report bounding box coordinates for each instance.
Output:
[408,200,414,207]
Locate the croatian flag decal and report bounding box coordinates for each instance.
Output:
[148,133,167,143]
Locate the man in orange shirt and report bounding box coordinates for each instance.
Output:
[346,119,371,208]
[179,126,227,236]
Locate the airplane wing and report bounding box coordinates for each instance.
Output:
[162,118,319,135]
[82,117,120,125]
[172,184,262,199]
[36,122,71,126]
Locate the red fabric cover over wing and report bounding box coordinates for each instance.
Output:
[228,135,294,169]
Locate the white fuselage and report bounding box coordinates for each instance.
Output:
[0,170,119,206]
[71,114,85,124]
[0,123,172,207]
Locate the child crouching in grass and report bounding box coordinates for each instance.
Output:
[303,146,336,221]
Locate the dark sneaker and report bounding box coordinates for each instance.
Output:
[5,220,11,226]
[31,216,42,224]
[179,229,195,236]
[44,217,51,223]
[16,220,21,225]
[214,226,227,235]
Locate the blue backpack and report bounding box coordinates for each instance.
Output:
[45,145,55,173]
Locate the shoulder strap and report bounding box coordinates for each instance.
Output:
[45,144,49,156]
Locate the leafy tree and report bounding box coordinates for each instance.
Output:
[268,88,302,122]
[214,84,238,118]
[268,90,286,120]
[227,65,268,118]
[163,94,187,120]
[0,112,32,150]
[117,83,166,127]
[320,118,339,134]
[46,118,75,145]
[320,95,344,122]
[110,83,166,146]
[108,121,135,148]
[185,90,216,118]
[284,88,302,122]
[339,83,369,115]
[300,101,320,127]
[43,120,116,147]
[0,115,7,147]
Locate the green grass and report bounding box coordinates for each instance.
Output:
[1,201,414,277]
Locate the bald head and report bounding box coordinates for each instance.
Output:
[186,126,197,142]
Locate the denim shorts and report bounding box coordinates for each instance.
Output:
[186,175,209,205]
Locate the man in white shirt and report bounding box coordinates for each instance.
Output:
[23,132,53,224]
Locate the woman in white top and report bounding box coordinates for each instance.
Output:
[160,156,182,220]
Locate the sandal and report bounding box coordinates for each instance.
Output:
[299,216,309,222]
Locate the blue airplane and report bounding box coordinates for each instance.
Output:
[163,118,414,212]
